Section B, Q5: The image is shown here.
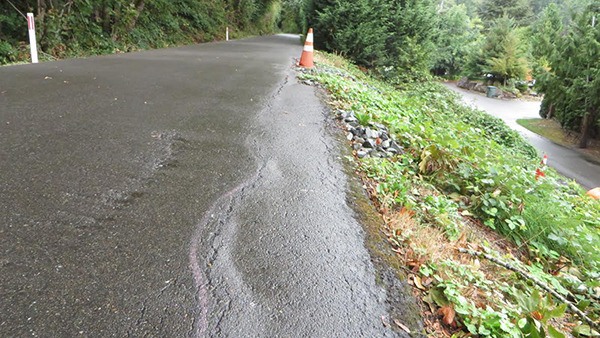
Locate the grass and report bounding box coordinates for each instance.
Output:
[518,118,600,164]
[299,52,600,337]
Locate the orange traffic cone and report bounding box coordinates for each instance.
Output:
[535,168,546,180]
[534,154,549,181]
[586,187,600,200]
[299,28,314,68]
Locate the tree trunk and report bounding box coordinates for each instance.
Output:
[37,0,46,20]
[102,0,111,34]
[579,107,597,148]
[547,103,554,119]
[127,0,146,31]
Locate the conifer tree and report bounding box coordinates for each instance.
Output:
[466,16,528,83]
[479,0,533,26]
[433,4,482,76]
[538,3,599,147]
[384,0,439,80]
[307,0,388,67]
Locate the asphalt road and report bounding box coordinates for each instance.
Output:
[1,36,400,336]
[444,83,600,190]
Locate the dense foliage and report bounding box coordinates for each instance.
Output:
[2,0,598,143]
[479,0,533,26]
[466,16,529,85]
[0,0,292,64]
[300,52,600,338]
[431,4,482,77]
[3,0,599,334]
[306,0,439,80]
[304,0,598,146]
[536,2,600,148]
[305,0,388,67]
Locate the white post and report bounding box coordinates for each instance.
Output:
[27,13,38,64]
[226,27,229,41]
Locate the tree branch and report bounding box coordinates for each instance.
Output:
[6,0,27,19]
[458,247,599,330]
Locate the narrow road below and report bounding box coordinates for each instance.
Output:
[444,83,600,189]
[0,36,400,336]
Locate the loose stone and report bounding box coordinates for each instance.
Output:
[363,139,376,148]
[357,149,369,158]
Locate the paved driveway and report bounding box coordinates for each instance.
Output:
[444,83,600,189]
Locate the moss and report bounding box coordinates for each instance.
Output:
[331,123,425,336]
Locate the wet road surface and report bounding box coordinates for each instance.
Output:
[1,35,399,336]
[444,83,600,189]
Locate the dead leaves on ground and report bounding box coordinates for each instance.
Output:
[438,305,457,327]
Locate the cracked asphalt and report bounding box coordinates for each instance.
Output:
[1,35,401,336]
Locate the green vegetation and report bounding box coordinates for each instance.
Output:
[535,2,600,148]
[3,1,598,148]
[0,0,299,64]
[2,0,599,334]
[479,0,533,26]
[432,4,482,77]
[306,0,439,80]
[300,52,600,337]
[305,0,599,147]
[518,118,600,162]
[517,119,572,146]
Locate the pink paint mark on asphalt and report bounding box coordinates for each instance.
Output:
[188,211,212,337]
[188,167,262,336]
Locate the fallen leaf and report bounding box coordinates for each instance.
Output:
[456,232,467,245]
[438,305,456,326]
[394,319,411,334]
[531,311,543,320]
[460,209,473,216]
[414,275,427,291]
[399,206,415,217]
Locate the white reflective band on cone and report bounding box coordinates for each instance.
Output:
[304,45,314,52]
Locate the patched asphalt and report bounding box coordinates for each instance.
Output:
[1,35,402,336]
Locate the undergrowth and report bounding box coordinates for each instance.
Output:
[0,0,288,65]
[299,52,600,337]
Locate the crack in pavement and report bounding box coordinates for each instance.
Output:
[187,61,401,337]
[187,68,292,337]
[187,161,266,337]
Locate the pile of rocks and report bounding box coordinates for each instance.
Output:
[336,110,404,159]
[457,77,488,94]
[456,77,520,98]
